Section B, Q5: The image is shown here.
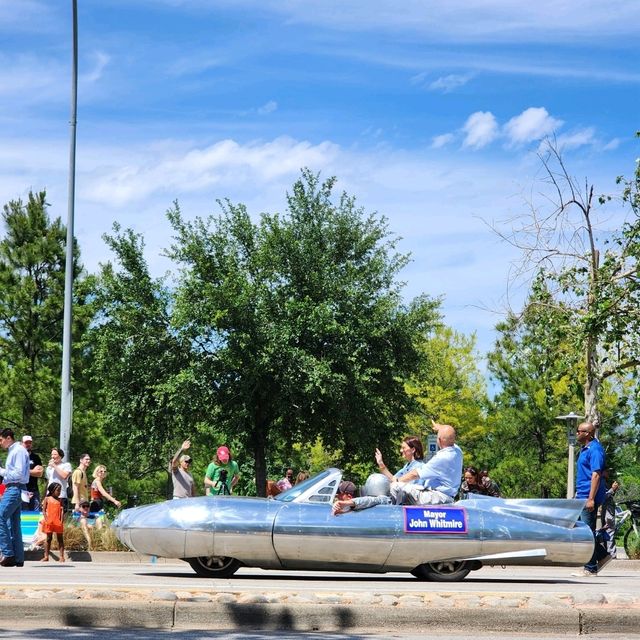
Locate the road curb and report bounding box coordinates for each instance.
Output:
[3,596,640,635]
[1,600,175,629]
[174,601,582,633]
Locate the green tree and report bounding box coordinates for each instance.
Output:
[405,325,487,451]
[90,225,200,496]
[486,278,629,497]
[492,138,640,427]
[0,190,95,454]
[166,170,440,494]
[486,282,579,497]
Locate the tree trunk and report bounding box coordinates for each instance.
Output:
[252,416,269,497]
[584,244,601,429]
[584,357,600,428]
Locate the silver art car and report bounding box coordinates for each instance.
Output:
[112,468,594,581]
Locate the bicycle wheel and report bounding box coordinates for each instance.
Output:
[623,525,640,559]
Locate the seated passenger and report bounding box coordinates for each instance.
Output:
[460,467,501,498]
[336,480,357,500]
[332,473,391,514]
[375,436,424,484]
[333,435,423,515]
[391,422,462,506]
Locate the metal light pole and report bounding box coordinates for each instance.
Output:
[556,412,583,499]
[60,0,78,460]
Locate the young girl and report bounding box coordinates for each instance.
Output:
[41,482,65,562]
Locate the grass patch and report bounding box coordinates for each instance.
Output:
[41,516,129,552]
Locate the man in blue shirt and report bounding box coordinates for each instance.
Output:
[0,428,31,567]
[573,421,607,577]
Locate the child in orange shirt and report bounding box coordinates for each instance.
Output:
[41,482,65,562]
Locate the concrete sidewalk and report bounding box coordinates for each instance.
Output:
[1,555,639,635]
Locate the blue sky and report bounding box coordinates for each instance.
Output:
[1,0,639,357]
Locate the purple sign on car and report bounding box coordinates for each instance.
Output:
[403,506,468,534]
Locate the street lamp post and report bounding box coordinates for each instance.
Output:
[60,0,78,460]
[556,412,583,499]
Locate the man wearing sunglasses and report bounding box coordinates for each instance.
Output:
[572,422,608,577]
[170,439,196,499]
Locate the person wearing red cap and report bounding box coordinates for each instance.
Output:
[204,445,240,496]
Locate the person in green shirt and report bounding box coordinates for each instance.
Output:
[204,446,240,495]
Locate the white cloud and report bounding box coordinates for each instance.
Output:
[504,107,563,145]
[416,108,609,156]
[554,127,596,151]
[428,73,473,93]
[0,1,58,34]
[167,55,223,77]
[200,0,640,45]
[463,111,498,149]
[603,138,621,151]
[258,100,278,115]
[335,45,640,85]
[81,136,340,206]
[82,51,111,84]
[409,71,428,86]
[361,126,385,140]
[431,133,455,149]
[0,54,65,101]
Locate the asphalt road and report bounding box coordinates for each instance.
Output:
[1,560,638,595]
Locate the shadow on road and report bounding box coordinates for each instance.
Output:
[138,569,580,585]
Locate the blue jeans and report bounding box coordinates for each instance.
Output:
[0,485,25,563]
[579,504,607,573]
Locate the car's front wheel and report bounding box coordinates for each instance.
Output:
[186,556,241,578]
[411,560,476,582]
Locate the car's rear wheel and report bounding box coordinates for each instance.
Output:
[187,556,241,578]
[411,560,475,581]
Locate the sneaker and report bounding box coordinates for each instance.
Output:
[597,554,613,572]
[571,568,598,577]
